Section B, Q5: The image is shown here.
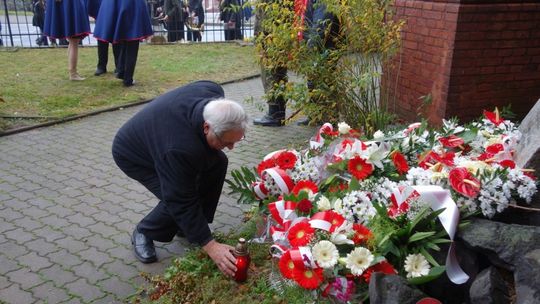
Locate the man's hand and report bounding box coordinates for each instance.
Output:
[202,240,237,277]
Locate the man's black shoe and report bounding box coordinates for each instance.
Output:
[131,228,157,263]
[253,114,283,127]
[123,80,136,87]
[94,68,107,76]
[115,73,124,80]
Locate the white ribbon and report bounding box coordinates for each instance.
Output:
[412,185,469,284]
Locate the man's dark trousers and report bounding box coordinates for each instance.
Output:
[112,150,228,243]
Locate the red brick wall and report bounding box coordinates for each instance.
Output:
[385,0,540,124]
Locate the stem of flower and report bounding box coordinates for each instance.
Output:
[508,204,540,212]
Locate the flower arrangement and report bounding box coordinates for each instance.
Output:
[226,108,537,302]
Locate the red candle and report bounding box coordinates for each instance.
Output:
[233,238,251,282]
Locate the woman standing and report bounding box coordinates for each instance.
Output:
[93,0,153,87]
[43,0,91,81]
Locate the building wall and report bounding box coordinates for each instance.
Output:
[386,0,540,124]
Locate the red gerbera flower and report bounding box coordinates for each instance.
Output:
[483,108,504,125]
[292,180,319,196]
[278,251,296,279]
[276,151,297,170]
[352,223,372,245]
[348,156,373,180]
[288,221,315,246]
[439,135,464,148]
[362,260,397,283]
[296,199,313,213]
[449,167,481,198]
[257,159,276,176]
[293,267,324,289]
[391,151,409,175]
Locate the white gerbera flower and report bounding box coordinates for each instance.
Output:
[338,122,351,134]
[345,247,374,275]
[404,253,430,278]
[312,240,339,268]
[373,130,385,139]
[316,195,332,211]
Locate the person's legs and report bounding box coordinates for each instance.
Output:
[68,37,84,81]
[122,40,139,86]
[95,40,109,75]
[115,42,126,79]
[112,42,121,74]
[253,66,288,126]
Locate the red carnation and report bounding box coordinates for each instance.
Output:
[293,267,324,289]
[499,159,515,169]
[288,221,315,246]
[276,151,297,170]
[391,151,409,175]
[449,167,481,198]
[348,156,374,180]
[297,199,313,213]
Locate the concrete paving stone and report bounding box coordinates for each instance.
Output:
[101,260,141,282]
[0,253,23,274]
[161,241,188,257]
[90,294,120,304]
[71,262,110,285]
[108,233,132,248]
[94,201,129,217]
[24,238,59,256]
[98,277,136,301]
[105,246,131,263]
[63,178,90,191]
[27,194,61,208]
[0,219,18,235]
[30,281,71,304]
[55,235,90,253]
[0,175,24,184]
[83,234,117,252]
[0,284,36,304]
[16,181,43,192]
[7,189,36,201]
[32,226,66,243]
[4,227,35,244]
[116,209,146,224]
[89,211,125,227]
[63,188,85,198]
[17,206,51,221]
[39,264,79,287]
[0,242,29,260]
[47,249,84,268]
[86,222,121,238]
[64,278,104,303]
[16,252,53,272]
[5,267,45,290]
[0,206,25,221]
[83,177,110,188]
[69,203,100,217]
[12,217,46,232]
[46,204,77,218]
[65,213,97,228]
[112,220,135,234]
[102,184,130,196]
[0,274,12,290]
[77,247,114,268]
[39,214,71,229]
[0,234,7,244]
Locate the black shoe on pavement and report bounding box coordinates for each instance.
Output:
[94,68,107,76]
[131,228,157,263]
[253,114,283,127]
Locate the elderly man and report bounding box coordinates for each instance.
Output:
[112,80,248,277]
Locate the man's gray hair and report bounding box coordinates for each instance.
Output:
[203,98,249,136]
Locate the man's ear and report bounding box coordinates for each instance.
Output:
[203,121,210,135]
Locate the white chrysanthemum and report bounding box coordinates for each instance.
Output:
[339,191,375,224]
[373,130,385,139]
[404,253,430,278]
[317,195,332,211]
[345,247,374,276]
[338,122,351,134]
[312,240,339,268]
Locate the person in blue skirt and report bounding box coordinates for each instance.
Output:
[88,0,121,76]
[43,0,91,81]
[93,0,153,87]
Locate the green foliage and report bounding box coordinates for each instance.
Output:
[255,0,404,136]
[226,167,259,204]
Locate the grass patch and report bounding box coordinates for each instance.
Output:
[0,43,259,132]
[133,213,331,304]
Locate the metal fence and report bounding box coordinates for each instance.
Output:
[0,0,254,48]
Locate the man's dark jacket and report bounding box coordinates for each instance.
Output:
[113,80,225,246]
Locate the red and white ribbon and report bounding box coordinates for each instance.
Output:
[309,211,334,231]
[252,181,269,200]
[310,123,334,149]
[263,167,295,194]
[263,149,286,161]
[410,185,470,284]
[290,246,317,268]
[268,200,298,226]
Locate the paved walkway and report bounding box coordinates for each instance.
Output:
[0,78,315,303]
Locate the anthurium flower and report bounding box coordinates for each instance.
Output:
[348,156,374,180]
[257,158,276,175]
[362,260,397,283]
[438,135,464,148]
[278,250,296,279]
[276,151,297,170]
[483,108,504,125]
[391,151,409,175]
[292,180,319,197]
[293,267,324,289]
[449,167,481,198]
[288,221,315,246]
